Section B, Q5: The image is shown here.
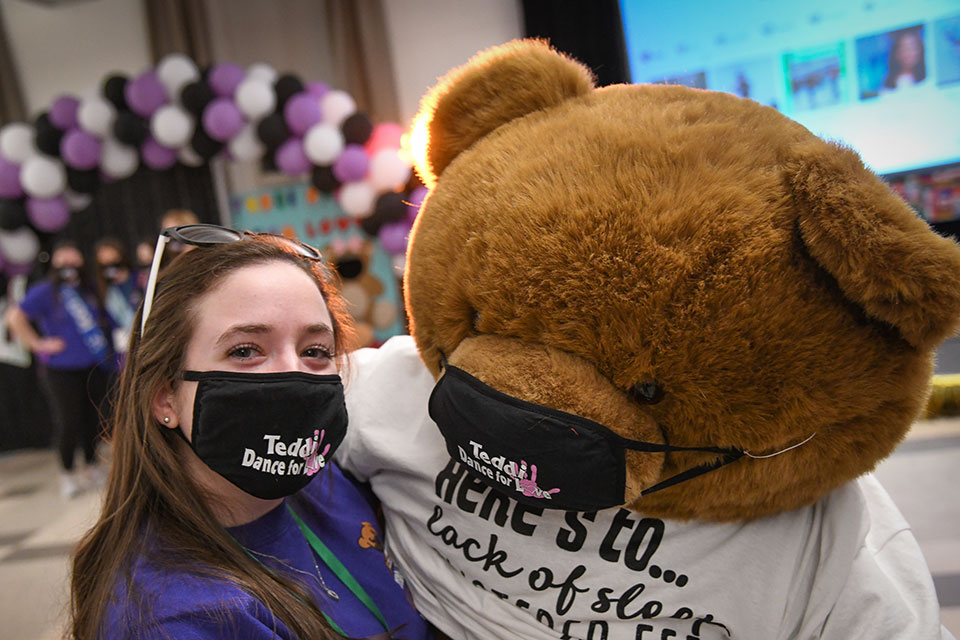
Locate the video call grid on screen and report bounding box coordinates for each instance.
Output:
[620,0,960,175]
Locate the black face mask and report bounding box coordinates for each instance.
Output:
[428,364,748,512]
[101,263,126,282]
[56,267,81,286]
[178,370,348,500]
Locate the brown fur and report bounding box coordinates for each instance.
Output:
[405,40,960,521]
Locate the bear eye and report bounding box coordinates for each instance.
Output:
[629,381,664,405]
[471,309,482,331]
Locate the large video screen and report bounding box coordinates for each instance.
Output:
[620,0,960,175]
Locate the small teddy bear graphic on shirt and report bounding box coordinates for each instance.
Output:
[358,522,382,550]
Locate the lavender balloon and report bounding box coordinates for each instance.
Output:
[49,96,80,130]
[208,63,246,98]
[26,196,70,232]
[306,81,330,99]
[125,71,168,118]
[333,144,370,183]
[275,138,311,176]
[141,137,177,170]
[202,99,244,142]
[284,93,322,137]
[378,220,411,255]
[407,186,428,223]
[61,129,102,170]
[0,155,23,199]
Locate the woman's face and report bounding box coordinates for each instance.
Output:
[895,32,922,70]
[96,245,129,283]
[52,246,83,269]
[168,260,336,441]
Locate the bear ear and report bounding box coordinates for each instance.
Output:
[788,140,960,351]
[411,39,594,187]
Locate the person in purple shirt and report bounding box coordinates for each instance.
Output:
[4,239,112,498]
[70,225,434,640]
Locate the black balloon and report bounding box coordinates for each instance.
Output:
[256,114,289,148]
[341,113,373,145]
[66,168,100,194]
[0,199,28,230]
[191,127,223,159]
[260,152,278,174]
[34,113,63,157]
[274,74,305,109]
[113,112,148,146]
[181,81,215,117]
[374,192,408,224]
[103,74,129,110]
[311,165,340,194]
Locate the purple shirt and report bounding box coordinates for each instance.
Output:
[18,280,107,370]
[104,462,433,639]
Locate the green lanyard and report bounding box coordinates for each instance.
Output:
[285,504,391,637]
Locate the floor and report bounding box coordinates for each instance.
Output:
[1,421,958,640]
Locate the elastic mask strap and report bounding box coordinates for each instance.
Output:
[640,451,745,496]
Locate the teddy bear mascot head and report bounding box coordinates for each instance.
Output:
[340,39,960,639]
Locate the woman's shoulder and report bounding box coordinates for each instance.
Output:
[103,551,290,639]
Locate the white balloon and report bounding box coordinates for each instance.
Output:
[369,149,412,192]
[0,123,37,163]
[78,94,117,138]
[64,189,93,211]
[178,145,204,167]
[20,156,66,198]
[235,78,276,120]
[157,53,199,98]
[246,62,278,84]
[303,123,344,165]
[100,138,139,179]
[151,105,194,148]
[338,181,376,218]
[0,226,40,264]
[228,123,265,162]
[320,90,356,127]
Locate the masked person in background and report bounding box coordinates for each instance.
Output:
[4,239,112,498]
[94,237,143,360]
[71,225,433,640]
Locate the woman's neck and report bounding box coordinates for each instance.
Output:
[179,441,283,527]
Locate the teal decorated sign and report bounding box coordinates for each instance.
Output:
[230,183,406,347]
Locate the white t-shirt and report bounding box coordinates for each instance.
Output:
[339,336,952,640]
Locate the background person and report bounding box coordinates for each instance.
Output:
[71,228,433,639]
[4,240,111,498]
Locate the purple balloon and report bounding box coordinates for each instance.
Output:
[202,99,244,142]
[209,63,245,98]
[406,186,428,223]
[333,145,370,182]
[0,155,23,199]
[141,137,177,170]
[306,81,330,99]
[125,71,168,118]
[275,138,311,176]
[26,196,70,232]
[378,220,411,255]
[61,129,102,170]
[284,93,322,137]
[49,95,80,130]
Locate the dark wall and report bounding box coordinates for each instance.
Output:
[521,0,630,86]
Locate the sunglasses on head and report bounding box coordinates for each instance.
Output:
[140,223,325,336]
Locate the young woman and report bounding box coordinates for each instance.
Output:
[71,225,433,639]
[94,237,143,358]
[4,240,111,498]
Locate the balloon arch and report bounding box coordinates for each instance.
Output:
[0,53,424,275]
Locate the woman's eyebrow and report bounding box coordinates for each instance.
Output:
[215,324,271,346]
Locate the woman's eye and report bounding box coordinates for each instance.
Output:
[228,344,260,359]
[302,345,334,359]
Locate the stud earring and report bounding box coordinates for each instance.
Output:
[163,417,170,424]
